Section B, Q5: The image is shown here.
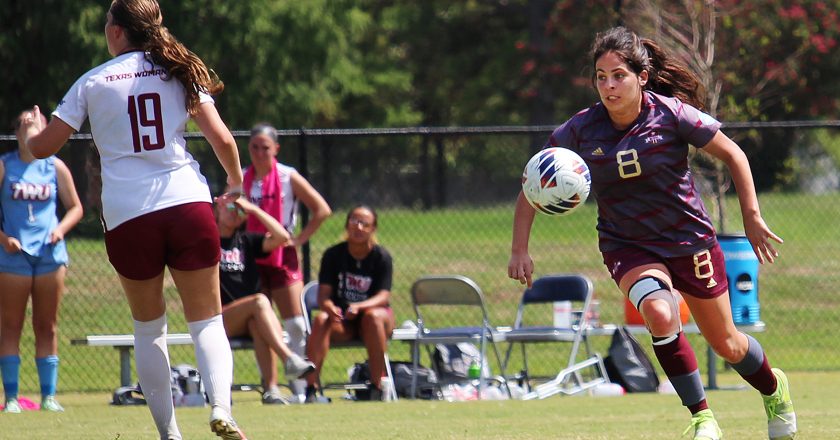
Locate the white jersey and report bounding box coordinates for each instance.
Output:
[53,51,213,230]
[247,162,298,231]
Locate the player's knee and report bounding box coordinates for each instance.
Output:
[707,334,746,362]
[254,293,271,309]
[360,308,386,325]
[640,299,677,332]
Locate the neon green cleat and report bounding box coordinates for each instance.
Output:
[763,368,797,440]
[209,406,248,440]
[683,409,723,440]
[2,398,22,414]
[40,395,64,412]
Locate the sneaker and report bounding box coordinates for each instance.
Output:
[2,398,22,413]
[260,387,287,405]
[283,354,315,381]
[209,406,248,440]
[682,409,722,440]
[763,368,797,440]
[40,395,64,412]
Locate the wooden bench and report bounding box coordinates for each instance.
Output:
[71,334,261,391]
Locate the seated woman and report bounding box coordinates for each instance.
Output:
[217,196,315,404]
[305,205,395,402]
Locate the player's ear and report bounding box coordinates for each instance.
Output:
[639,70,649,87]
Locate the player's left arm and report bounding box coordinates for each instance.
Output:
[193,102,243,192]
[52,159,84,243]
[702,130,783,263]
[25,106,76,159]
[289,172,332,247]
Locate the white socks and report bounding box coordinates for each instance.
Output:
[283,316,308,397]
[188,314,233,414]
[134,314,181,440]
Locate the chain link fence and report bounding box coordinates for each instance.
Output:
[2,122,839,393]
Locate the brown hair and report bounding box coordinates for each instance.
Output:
[590,27,705,110]
[110,0,223,114]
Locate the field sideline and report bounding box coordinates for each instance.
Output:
[3,371,837,439]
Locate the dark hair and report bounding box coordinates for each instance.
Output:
[110,0,223,114]
[590,26,705,110]
[345,205,378,228]
[250,123,278,143]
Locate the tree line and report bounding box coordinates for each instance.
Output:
[2,0,838,191]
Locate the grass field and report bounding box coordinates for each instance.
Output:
[8,192,840,393]
[3,371,838,439]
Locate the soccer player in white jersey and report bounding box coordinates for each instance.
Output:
[21,1,246,439]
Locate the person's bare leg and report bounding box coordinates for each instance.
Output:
[359,308,395,389]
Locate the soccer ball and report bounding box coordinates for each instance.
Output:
[521,147,591,216]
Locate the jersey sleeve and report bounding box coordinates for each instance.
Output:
[372,247,393,292]
[676,103,721,148]
[199,90,214,105]
[52,75,89,131]
[318,246,340,290]
[545,118,580,153]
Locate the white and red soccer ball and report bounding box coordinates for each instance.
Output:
[521,147,591,216]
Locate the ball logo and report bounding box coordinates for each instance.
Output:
[12,182,51,201]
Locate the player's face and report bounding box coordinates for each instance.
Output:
[594,51,648,120]
[217,201,246,229]
[346,208,376,244]
[248,135,278,164]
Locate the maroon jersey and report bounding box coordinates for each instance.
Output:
[547,91,721,258]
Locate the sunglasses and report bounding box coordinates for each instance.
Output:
[226,203,246,216]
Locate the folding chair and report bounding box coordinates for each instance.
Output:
[409,275,509,399]
[299,281,397,401]
[502,274,609,399]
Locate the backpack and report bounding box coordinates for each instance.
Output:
[432,343,488,384]
[170,364,207,407]
[112,364,206,406]
[348,360,440,400]
[603,326,660,393]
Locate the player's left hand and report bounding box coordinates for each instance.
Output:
[743,215,783,264]
[345,305,360,320]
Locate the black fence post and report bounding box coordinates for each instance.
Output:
[435,136,446,207]
[299,128,312,283]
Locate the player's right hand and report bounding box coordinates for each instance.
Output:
[508,252,534,287]
[3,237,22,254]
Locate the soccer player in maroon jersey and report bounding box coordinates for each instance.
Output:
[508,27,795,440]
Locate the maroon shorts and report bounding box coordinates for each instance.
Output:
[105,202,221,280]
[257,246,303,290]
[602,242,729,299]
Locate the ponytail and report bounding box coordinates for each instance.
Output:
[110,0,223,115]
[641,39,705,110]
[145,26,224,114]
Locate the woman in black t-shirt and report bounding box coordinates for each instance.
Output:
[217,197,314,404]
[304,205,394,402]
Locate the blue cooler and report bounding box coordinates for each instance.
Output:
[718,234,760,324]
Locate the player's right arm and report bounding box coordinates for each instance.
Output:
[193,102,243,194]
[508,191,536,287]
[0,160,19,253]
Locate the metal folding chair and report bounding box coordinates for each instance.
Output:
[502,274,609,399]
[409,275,509,399]
[299,281,397,401]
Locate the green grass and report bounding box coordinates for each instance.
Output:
[3,371,838,439]
[9,192,840,393]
